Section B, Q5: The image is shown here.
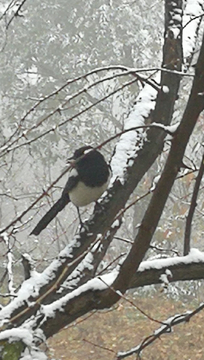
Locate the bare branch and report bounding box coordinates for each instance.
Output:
[184,152,204,255]
[110,0,184,295]
[6,0,27,29]
[117,302,204,359]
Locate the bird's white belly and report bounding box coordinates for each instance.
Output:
[69,180,109,207]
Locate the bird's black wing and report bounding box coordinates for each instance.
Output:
[61,173,79,197]
[30,173,79,236]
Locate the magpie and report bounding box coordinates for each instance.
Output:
[30,146,111,236]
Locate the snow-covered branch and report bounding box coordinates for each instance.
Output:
[183,0,204,68]
[117,301,204,359]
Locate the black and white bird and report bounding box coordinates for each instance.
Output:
[30,146,111,236]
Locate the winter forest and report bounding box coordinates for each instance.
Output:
[0,0,204,359]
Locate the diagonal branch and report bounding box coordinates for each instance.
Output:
[184,152,204,255]
[108,0,184,296]
[111,27,204,297]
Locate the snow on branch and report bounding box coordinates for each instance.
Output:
[138,248,204,272]
[38,249,204,337]
[40,272,117,322]
[117,301,204,359]
[165,0,183,41]
[110,82,157,183]
[0,247,204,341]
[0,327,33,347]
[183,0,204,67]
[0,326,47,360]
[0,225,119,327]
[1,232,15,296]
[0,0,27,28]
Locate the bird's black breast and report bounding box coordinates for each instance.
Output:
[76,151,110,188]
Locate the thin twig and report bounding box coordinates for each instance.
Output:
[6,0,27,29]
[83,338,116,354]
[98,277,166,327]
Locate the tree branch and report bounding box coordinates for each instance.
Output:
[109,0,184,296]
[184,152,204,255]
[117,302,204,359]
[39,251,204,339]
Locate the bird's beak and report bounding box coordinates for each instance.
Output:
[66,156,75,167]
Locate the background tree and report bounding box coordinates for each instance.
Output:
[0,0,204,359]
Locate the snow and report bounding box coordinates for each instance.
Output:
[160,269,173,285]
[146,122,180,137]
[0,241,203,340]
[150,174,161,191]
[60,250,94,290]
[40,249,204,321]
[0,328,33,346]
[0,226,118,326]
[20,348,47,360]
[173,14,182,23]
[166,269,173,278]
[164,122,180,134]
[1,247,203,327]
[166,2,182,40]
[0,273,40,325]
[150,121,180,135]
[162,85,169,94]
[111,218,121,228]
[138,248,204,272]
[0,239,79,325]
[2,232,15,295]
[183,0,203,65]
[110,83,157,182]
[41,272,117,320]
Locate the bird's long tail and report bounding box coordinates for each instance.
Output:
[30,194,70,236]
